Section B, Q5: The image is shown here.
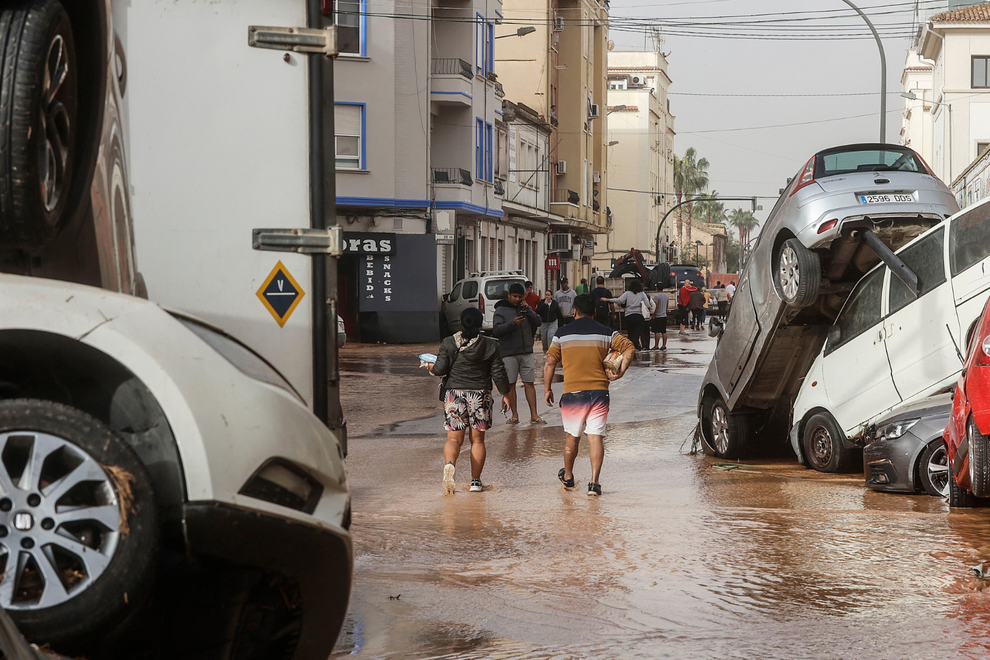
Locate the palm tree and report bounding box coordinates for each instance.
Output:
[679,148,710,249]
[672,156,686,257]
[695,191,726,226]
[728,208,760,248]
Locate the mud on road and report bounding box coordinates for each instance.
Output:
[335,333,990,659]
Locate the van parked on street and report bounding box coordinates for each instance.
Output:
[790,197,990,472]
[441,271,528,334]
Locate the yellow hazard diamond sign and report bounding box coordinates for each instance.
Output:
[257,261,305,327]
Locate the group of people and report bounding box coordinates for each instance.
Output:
[675,279,735,334]
[430,282,636,497]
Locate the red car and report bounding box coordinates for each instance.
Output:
[946,296,990,506]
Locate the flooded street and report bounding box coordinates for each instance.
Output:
[334,334,990,659]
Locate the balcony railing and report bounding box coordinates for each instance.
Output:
[432,168,473,186]
[553,189,580,205]
[431,58,472,79]
[494,179,505,196]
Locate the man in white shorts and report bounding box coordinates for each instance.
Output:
[492,283,544,424]
[543,295,636,495]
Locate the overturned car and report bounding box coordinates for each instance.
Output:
[698,144,959,461]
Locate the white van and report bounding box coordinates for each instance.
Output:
[441,271,528,333]
[791,197,990,472]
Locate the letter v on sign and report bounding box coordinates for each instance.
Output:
[256,260,305,327]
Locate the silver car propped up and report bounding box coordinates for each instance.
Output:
[698,143,959,460]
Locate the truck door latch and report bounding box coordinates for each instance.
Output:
[252,227,344,256]
[248,26,338,58]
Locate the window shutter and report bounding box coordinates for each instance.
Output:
[335,105,362,136]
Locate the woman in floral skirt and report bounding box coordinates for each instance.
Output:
[432,307,511,493]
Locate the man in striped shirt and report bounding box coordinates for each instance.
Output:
[543,295,636,496]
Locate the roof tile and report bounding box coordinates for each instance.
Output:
[930,2,990,23]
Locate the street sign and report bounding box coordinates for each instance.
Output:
[545,255,560,270]
[435,233,455,245]
[256,261,305,327]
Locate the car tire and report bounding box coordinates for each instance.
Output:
[919,439,950,498]
[802,412,855,473]
[968,418,990,498]
[0,399,159,651]
[703,396,749,459]
[0,0,78,249]
[948,468,977,508]
[774,238,820,308]
[439,312,451,338]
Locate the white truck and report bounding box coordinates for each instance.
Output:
[0,1,350,657]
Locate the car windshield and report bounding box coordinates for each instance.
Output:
[816,148,926,177]
[485,279,524,300]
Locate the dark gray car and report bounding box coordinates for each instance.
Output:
[698,144,959,460]
[864,393,951,497]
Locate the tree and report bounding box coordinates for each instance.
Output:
[728,208,759,246]
[695,191,726,226]
[678,148,710,250]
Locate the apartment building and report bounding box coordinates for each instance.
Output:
[919,3,990,184]
[900,46,934,161]
[497,0,610,285]
[594,50,675,273]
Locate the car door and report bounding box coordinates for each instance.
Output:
[445,282,463,330]
[948,200,990,342]
[883,227,961,401]
[822,266,901,434]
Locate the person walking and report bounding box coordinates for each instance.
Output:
[605,279,650,351]
[575,278,590,295]
[536,289,562,354]
[677,278,697,336]
[716,283,728,319]
[543,295,636,496]
[493,283,545,425]
[590,276,614,328]
[689,286,706,330]
[555,278,577,325]
[651,285,670,350]
[524,281,541,310]
[431,307,511,494]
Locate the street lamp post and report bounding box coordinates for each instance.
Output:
[840,0,886,143]
[495,26,537,39]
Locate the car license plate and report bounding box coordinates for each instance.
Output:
[859,194,914,204]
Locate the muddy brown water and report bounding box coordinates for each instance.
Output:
[334,337,990,659]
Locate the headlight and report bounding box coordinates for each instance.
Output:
[175,316,302,401]
[873,418,920,443]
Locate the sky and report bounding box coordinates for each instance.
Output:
[607,0,949,233]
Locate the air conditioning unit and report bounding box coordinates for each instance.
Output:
[632,76,641,84]
[592,171,601,184]
[589,104,600,118]
[553,16,564,31]
[549,232,572,252]
[555,160,567,175]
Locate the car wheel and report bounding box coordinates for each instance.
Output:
[0,399,158,650]
[439,312,451,338]
[948,468,977,508]
[919,439,950,497]
[703,396,749,459]
[0,0,78,249]
[802,412,854,473]
[968,419,990,498]
[774,238,821,308]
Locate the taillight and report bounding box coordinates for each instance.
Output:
[818,219,838,234]
[478,293,485,315]
[790,156,817,197]
[979,334,990,367]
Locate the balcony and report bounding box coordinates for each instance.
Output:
[431,58,473,106]
[432,168,473,186]
[552,189,580,205]
[494,179,505,196]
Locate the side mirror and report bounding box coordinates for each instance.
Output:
[442,294,449,302]
[828,325,841,346]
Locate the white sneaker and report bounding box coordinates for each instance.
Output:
[443,463,456,494]
[470,479,484,492]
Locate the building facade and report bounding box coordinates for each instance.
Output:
[900,46,934,161]
[497,0,610,285]
[595,50,675,273]
[919,4,990,184]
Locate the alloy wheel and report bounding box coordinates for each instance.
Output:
[711,404,730,455]
[778,244,800,301]
[38,34,72,213]
[809,425,833,468]
[0,431,121,610]
[926,444,950,497]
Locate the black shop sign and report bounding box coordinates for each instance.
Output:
[342,232,396,255]
[358,234,437,313]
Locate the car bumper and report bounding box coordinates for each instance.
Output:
[795,205,947,249]
[183,501,353,660]
[863,436,920,493]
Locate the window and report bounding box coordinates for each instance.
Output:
[334,103,363,169]
[974,56,990,89]
[888,228,946,314]
[476,118,484,179]
[487,22,494,75]
[476,16,493,74]
[448,283,462,303]
[485,278,520,300]
[980,142,990,158]
[950,202,990,276]
[463,281,478,299]
[816,146,926,176]
[335,0,364,56]
[829,266,885,351]
[485,122,493,182]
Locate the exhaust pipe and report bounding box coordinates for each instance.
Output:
[825,229,861,280]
